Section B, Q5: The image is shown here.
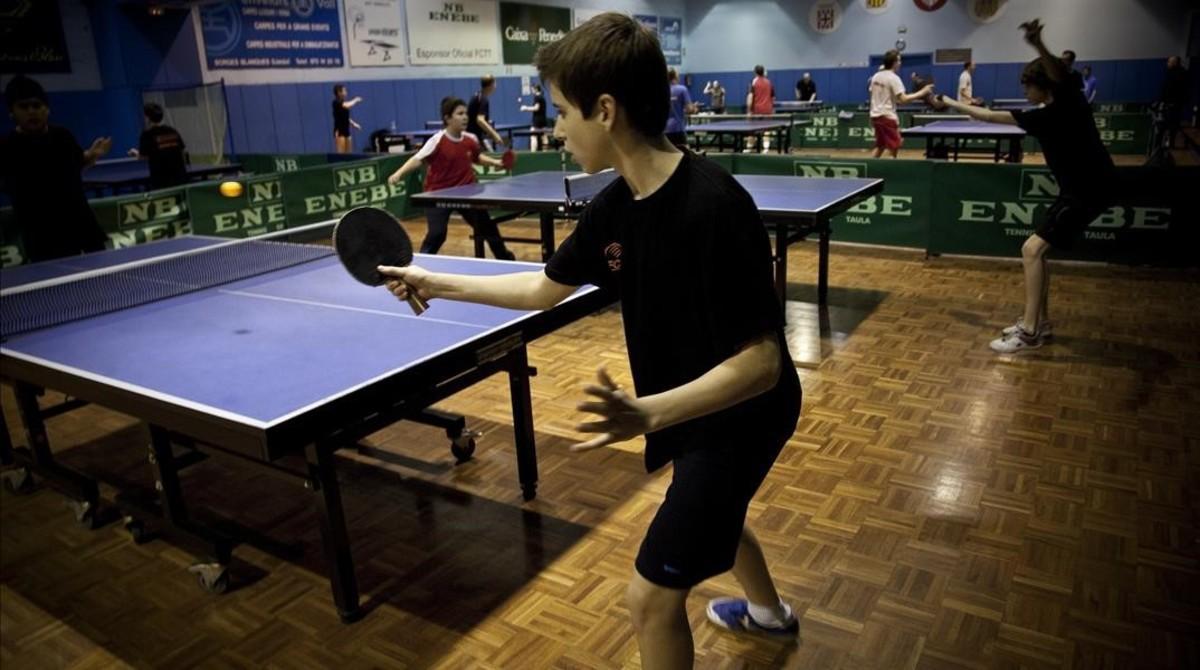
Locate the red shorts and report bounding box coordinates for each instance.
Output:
[871,116,902,151]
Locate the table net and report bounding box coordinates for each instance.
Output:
[2,223,335,338]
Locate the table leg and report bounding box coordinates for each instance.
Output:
[506,347,538,501]
[773,221,788,307]
[13,383,100,525]
[305,442,362,623]
[818,226,830,306]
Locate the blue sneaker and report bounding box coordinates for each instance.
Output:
[705,597,799,636]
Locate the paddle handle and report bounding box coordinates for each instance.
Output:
[404,283,429,315]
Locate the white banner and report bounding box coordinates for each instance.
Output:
[344,0,405,67]
[406,0,499,65]
[574,8,606,28]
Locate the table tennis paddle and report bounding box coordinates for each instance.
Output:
[332,206,428,315]
[501,148,516,170]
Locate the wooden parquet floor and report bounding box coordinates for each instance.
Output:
[3,217,1198,669]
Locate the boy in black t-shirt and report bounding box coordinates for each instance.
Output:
[0,75,110,262]
[130,102,187,189]
[933,19,1116,354]
[379,12,802,667]
[467,75,504,151]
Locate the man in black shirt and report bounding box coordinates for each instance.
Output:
[1158,56,1191,148]
[1,75,110,263]
[130,102,187,189]
[1061,49,1085,92]
[796,72,817,102]
[467,74,504,151]
[379,12,802,667]
[519,83,552,150]
[934,19,1116,354]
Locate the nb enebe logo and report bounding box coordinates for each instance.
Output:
[1018,169,1060,202]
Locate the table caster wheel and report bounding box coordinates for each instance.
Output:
[450,429,481,463]
[188,562,230,594]
[1,467,34,494]
[124,516,151,544]
[66,499,97,528]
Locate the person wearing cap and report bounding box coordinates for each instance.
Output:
[1,75,111,262]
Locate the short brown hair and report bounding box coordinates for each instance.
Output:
[882,50,900,69]
[143,102,164,123]
[1020,59,1052,89]
[480,75,495,89]
[440,96,466,124]
[533,12,667,139]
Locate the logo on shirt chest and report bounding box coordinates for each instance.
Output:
[604,242,622,272]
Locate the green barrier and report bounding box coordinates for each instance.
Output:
[1094,102,1147,114]
[279,156,413,226]
[511,150,565,174]
[91,187,193,245]
[0,206,22,267]
[1093,113,1150,155]
[733,154,931,248]
[927,163,1196,264]
[239,153,333,175]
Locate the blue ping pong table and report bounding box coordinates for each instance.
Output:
[410,170,884,306]
[686,119,796,153]
[374,123,527,152]
[902,120,1028,162]
[82,157,244,197]
[0,232,610,622]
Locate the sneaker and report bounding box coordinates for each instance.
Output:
[705,597,799,636]
[1002,318,1053,339]
[989,328,1043,354]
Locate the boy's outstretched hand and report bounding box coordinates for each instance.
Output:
[88,137,113,158]
[572,367,654,452]
[1020,19,1043,46]
[379,264,433,302]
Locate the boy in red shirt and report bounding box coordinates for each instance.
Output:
[387,97,514,259]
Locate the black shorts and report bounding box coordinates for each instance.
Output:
[634,422,793,590]
[334,126,351,138]
[1035,195,1110,249]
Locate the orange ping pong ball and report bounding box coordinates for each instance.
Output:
[219,181,244,198]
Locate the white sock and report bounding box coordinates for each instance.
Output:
[747,600,792,627]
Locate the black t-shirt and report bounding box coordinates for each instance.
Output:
[138,124,187,189]
[797,79,817,101]
[332,99,350,134]
[545,153,801,472]
[1161,66,1191,107]
[1068,69,1085,93]
[0,126,106,262]
[1011,78,1115,198]
[531,94,547,128]
[466,92,491,138]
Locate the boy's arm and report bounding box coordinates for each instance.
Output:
[378,265,577,311]
[936,95,1018,125]
[386,154,424,184]
[897,85,933,104]
[476,117,504,146]
[476,153,504,169]
[572,333,782,451]
[82,137,112,167]
[1021,20,1068,84]
[343,96,363,108]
